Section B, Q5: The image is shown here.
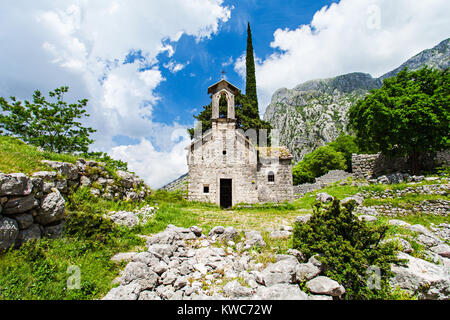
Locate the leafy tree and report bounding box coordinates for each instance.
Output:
[348,67,450,174]
[293,146,347,185]
[293,199,402,299]
[0,86,96,153]
[328,134,360,172]
[246,22,259,117]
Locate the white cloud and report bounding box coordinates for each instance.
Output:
[164,61,188,74]
[0,0,230,187]
[110,130,190,189]
[250,0,450,113]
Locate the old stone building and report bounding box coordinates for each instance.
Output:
[186,79,294,208]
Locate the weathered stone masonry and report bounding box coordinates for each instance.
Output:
[187,79,294,207]
[0,159,151,251]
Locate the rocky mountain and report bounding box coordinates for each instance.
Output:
[264,38,450,162]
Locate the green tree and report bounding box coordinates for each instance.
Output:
[246,22,259,117]
[348,67,450,174]
[293,199,402,299]
[328,134,360,172]
[0,86,96,153]
[293,146,347,185]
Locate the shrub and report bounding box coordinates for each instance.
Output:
[328,134,360,172]
[292,199,403,299]
[293,146,347,185]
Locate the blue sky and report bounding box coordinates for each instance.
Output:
[1,0,449,187]
[151,0,339,129]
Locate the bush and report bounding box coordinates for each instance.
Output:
[328,134,359,172]
[293,146,347,185]
[292,199,403,299]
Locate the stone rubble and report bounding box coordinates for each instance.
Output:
[103,225,347,301]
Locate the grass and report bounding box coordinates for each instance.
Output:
[0,136,79,175]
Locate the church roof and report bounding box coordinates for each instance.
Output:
[207,79,240,95]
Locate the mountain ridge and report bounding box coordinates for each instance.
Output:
[264,38,450,162]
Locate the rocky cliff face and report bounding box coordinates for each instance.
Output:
[264,38,449,162]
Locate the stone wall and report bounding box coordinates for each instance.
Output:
[352,150,450,179]
[0,159,151,251]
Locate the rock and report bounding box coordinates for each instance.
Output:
[174,276,188,290]
[269,230,292,240]
[17,224,41,243]
[42,223,64,238]
[3,195,39,215]
[391,252,450,300]
[120,262,159,291]
[0,173,33,196]
[430,244,450,258]
[296,263,321,281]
[223,280,253,298]
[316,193,334,203]
[308,255,323,269]
[160,270,178,285]
[32,171,57,180]
[407,224,434,237]
[244,230,266,248]
[116,171,136,188]
[102,282,141,300]
[306,276,345,297]
[286,249,305,261]
[358,215,377,222]
[131,252,159,267]
[357,207,379,216]
[108,211,139,228]
[41,160,79,180]
[209,226,225,236]
[295,214,312,224]
[148,244,177,258]
[13,213,34,229]
[90,188,101,197]
[222,226,239,241]
[190,226,202,237]
[138,291,161,300]
[389,220,411,228]
[80,176,91,187]
[417,234,442,247]
[256,284,308,300]
[0,216,19,250]
[308,295,333,300]
[36,190,65,225]
[260,258,299,286]
[341,195,364,206]
[382,237,413,254]
[111,252,137,263]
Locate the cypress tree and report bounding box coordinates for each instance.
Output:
[246,22,259,117]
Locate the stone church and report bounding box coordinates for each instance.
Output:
[186,79,294,208]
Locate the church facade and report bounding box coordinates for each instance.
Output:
[186,79,294,208]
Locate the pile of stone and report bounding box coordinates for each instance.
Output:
[0,159,151,250]
[0,172,66,251]
[368,172,428,185]
[103,225,346,300]
[105,205,158,229]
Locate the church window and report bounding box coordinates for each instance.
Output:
[268,172,275,182]
[203,185,210,194]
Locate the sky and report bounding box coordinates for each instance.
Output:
[1,0,449,188]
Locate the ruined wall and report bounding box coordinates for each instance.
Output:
[352,150,450,179]
[0,159,151,251]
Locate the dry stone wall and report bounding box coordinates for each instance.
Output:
[0,159,151,251]
[352,151,450,179]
